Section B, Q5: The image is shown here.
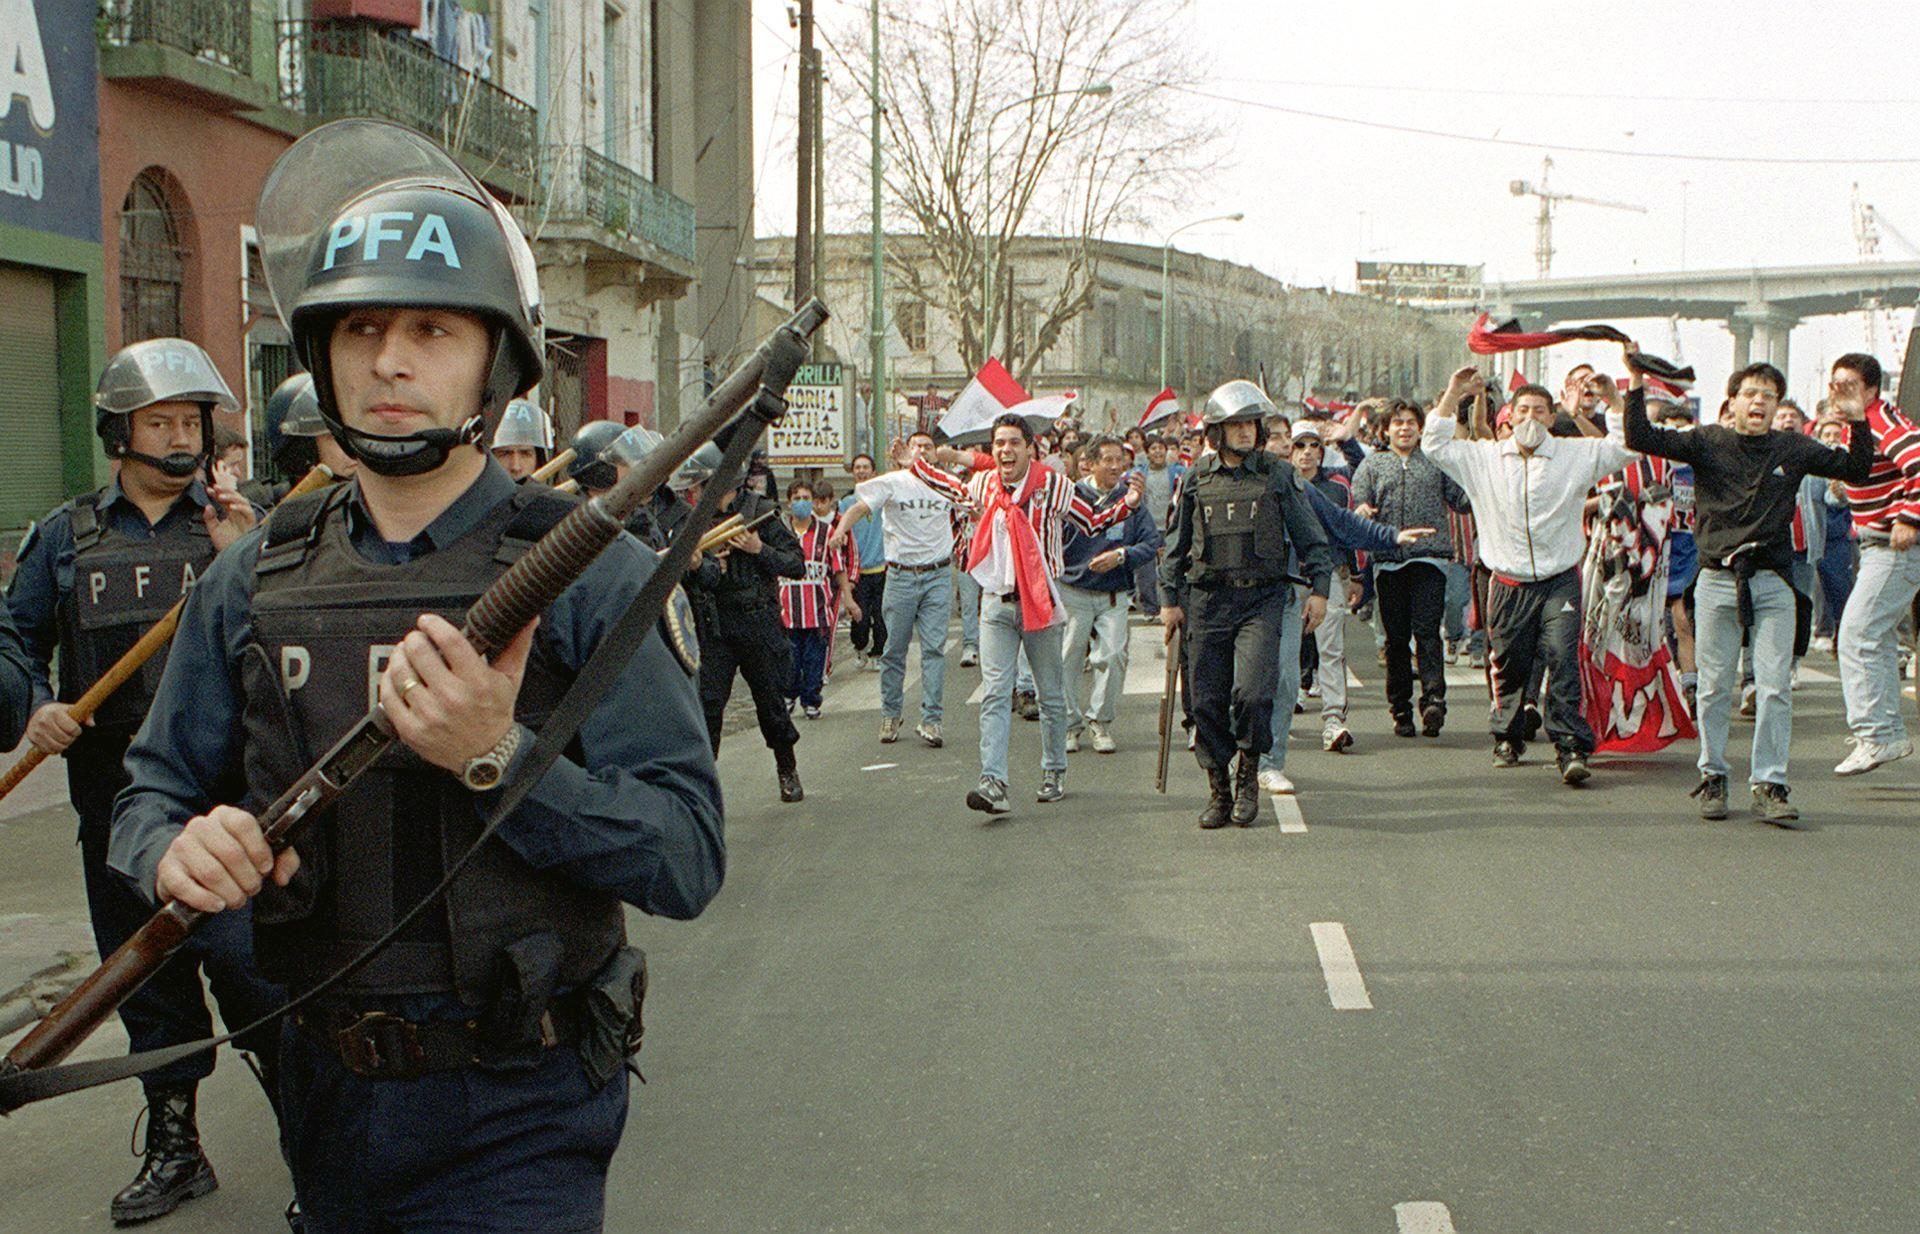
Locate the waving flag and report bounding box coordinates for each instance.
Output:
[1578,462,1697,753]
[1139,387,1181,429]
[1468,313,1696,384]
[938,357,1028,441]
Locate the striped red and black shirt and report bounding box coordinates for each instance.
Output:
[1844,399,1920,534]
[778,519,851,630]
[909,456,1130,579]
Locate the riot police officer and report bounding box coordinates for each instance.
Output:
[490,396,554,480]
[669,438,807,801]
[248,371,357,506]
[1161,380,1335,828]
[107,119,724,1233]
[5,338,287,1223]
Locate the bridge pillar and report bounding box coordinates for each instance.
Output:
[1732,303,1800,378]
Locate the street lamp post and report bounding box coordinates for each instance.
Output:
[1160,212,1244,393]
[981,81,1112,364]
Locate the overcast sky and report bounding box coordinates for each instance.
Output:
[750,1,1920,403]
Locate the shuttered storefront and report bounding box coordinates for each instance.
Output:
[0,265,66,533]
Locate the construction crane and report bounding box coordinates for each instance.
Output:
[1509,156,1646,278]
[1851,182,1918,358]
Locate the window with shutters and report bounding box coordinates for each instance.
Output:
[120,171,187,344]
[895,299,927,353]
[544,333,589,444]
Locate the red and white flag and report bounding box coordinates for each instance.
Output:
[938,357,1027,440]
[1139,387,1181,429]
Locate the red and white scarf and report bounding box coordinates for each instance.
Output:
[966,463,1057,631]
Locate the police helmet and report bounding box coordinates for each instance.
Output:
[567,420,628,492]
[1202,379,1277,426]
[265,372,325,478]
[93,339,238,477]
[256,120,544,478]
[606,426,664,470]
[492,398,554,453]
[669,442,725,493]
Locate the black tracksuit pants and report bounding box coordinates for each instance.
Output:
[849,569,888,658]
[700,606,799,763]
[1485,567,1595,755]
[1376,560,1448,722]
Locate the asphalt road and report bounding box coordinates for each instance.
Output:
[2,622,1917,1233]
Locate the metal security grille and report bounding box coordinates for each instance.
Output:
[0,265,66,533]
[119,173,185,344]
[543,335,588,444]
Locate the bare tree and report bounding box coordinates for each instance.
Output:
[823,0,1217,384]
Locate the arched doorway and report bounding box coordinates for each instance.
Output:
[119,170,188,344]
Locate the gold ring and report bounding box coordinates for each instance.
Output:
[397,677,421,701]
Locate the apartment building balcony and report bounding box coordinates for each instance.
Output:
[527,144,697,306]
[98,0,274,111]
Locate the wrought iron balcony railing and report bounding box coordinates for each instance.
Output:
[100,0,252,73]
[541,144,696,264]
[277,20,536,194]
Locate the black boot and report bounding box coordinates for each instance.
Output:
[1198,766,1233,829]
[112,1086,218,1225]
[775,745,803,803]
[1230,754,1261,826]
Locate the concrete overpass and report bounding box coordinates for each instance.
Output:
[1485,261,1920,375]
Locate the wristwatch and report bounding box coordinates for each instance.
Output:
[460,724,525,791]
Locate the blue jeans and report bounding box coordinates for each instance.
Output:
[978,591,1067,783]
[1443,561,1484,650]
[785,626,828,708]
[880,566,952,724]
[1695,569,1795,786]
[955,565,981,650]
[1838,542,1920,744]
[1060,584,1132,731]
[1260,586,1306,772]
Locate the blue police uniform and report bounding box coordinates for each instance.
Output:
[5,479,284,1090]
[109,460,725,1232]
[0,604,31,749]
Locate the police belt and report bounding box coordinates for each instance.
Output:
[294,989,589,1080]
[1192,573,1300,591]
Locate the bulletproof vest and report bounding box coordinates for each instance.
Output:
[55,490,215,732]
[238,483,624,1004]
[1188,458,1289,587]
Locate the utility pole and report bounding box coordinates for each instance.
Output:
[812,55,826,321]
[793,0,816,307]
[868,0,886,452]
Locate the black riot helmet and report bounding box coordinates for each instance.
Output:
[265,372,325,478]
[93,338,238,478]
[669,442,725,494]
[567,420,629,493]
[256,119,544,478]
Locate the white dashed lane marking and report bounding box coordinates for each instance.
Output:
[1271,793,1307,832]
[1393,1200,1458,1233]
[1310,921,1374,1010]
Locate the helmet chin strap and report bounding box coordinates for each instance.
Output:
[327,411,486,477]
[120,450,203,479]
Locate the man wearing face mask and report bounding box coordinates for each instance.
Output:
[1422,363,1636,785]
[5,339,285,1224]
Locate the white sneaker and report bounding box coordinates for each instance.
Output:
[1064,730,1081,754]
[1087,721,1117,753]
[959,646,979,668]
[1257,768,1295,795]
[1834,737,1914,776]
[1322,726,1353,753]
